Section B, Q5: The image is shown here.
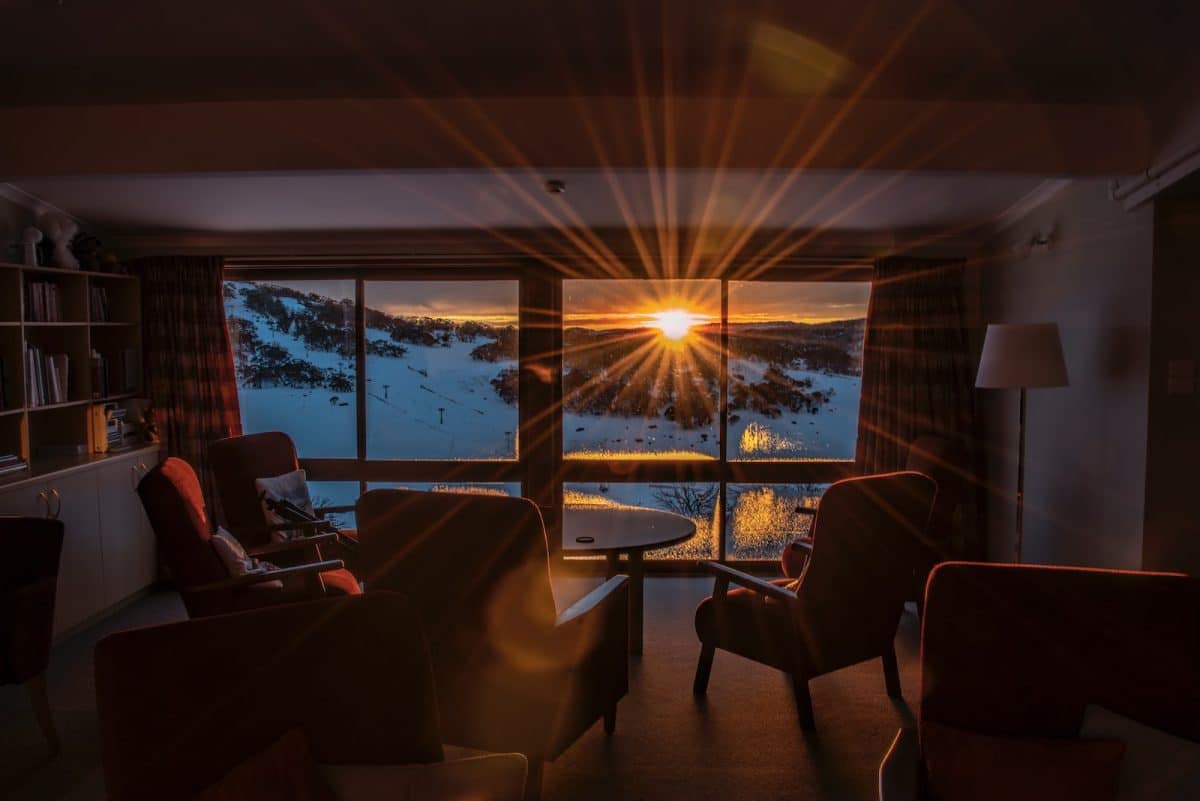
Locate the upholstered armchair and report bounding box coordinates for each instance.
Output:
[879,562,1200,800]
[137,457,359,618]
[694,471,937,729]
[209,431,359,556]
[356,489,630,797]
[902,436,968,610]
[95,593,527,801]
[1,515,64,756]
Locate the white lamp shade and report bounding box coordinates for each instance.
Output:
[976,323,1068,389]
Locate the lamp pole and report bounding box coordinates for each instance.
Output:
[1015,387,1026,563]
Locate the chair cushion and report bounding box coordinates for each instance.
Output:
[193,728,337,801]
[211,528,282,589]
[922,720,1125,801]
[1081,705,1200,801]
[256,469,316,540]
[320,568,362,597]
[319,754,527,801]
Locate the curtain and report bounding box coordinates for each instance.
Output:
[855,256,977,474]
[130,255,241,508]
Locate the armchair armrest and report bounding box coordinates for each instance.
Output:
[315,504,355,516]
[266,519,335,533]
[189,560,344,593]
[552,575,629,665]
[246,532,337,558]
[700,561,796,603]
[556,575,629,628]
[878,728,923,801]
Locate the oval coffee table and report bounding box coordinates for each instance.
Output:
[562,506,696,654]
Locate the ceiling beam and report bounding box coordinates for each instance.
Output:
[0,97,1149,178]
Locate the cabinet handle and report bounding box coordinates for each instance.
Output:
[37,490,49,518]
[49,488,61,520]
[138,461,148,473]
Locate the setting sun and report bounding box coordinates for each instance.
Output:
[651,309,705,341]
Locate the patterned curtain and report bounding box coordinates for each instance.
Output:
[855,256,977,474]
[130,255,241,509]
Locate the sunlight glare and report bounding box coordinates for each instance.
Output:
[652,309,704,341]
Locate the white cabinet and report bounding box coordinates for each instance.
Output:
[0,446,160,638]
[97,453,159,607]
[47,469,104,635]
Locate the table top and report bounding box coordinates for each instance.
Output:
[561,506,697,553]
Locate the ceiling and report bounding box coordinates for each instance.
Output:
[1,0,1193,110]
[11,169,1046,236]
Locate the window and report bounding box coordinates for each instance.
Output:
[363,281,518,460]
[563,280,720,460]
[224,280,357,458]
[225,266,870,565]
[560,277,870,561]
[725,483,827,560]
[728,281,870,461]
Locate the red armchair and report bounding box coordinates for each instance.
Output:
[95,593,526,801]
[695,471,937,729]
[355,489,630,796]
[879,562,1200,800]
[136,457,358,618]
[209,431,360,564]
[1,515,64,756]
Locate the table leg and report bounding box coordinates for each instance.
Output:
[605,551,620,580]
[628,551,644,654]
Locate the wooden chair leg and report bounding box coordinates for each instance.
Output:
[790,674,815,730]
[524,757,544,801]
[693,644,716,695]
[882,644,902,699]
[26,673,60,757]
[604,701,617,735]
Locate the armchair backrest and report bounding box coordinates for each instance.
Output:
[95,593,443,801]
[795,471,936,669]
[209,431,301,547]
[0,516,64,684]
[921,562,1200,742]
[136,457,227,599]
[356,489,558,677]
[905,436,967,549]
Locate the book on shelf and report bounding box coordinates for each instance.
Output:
[89,286,111,322]
[26,280,63,322]
[91,348,139,398]
[0,454,29,477]
[26,343,69,407]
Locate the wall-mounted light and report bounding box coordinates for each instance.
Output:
[544,179,566,194]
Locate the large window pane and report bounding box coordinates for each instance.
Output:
[564,482,718,559]
[726,483,828,560]
[224,280,357,458]
[364,281,518,460]
[728,282,869,461]
[563,280,720,460]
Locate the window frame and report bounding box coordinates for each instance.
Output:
[223,260,871,569]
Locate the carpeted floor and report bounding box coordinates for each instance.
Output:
[0,577,917,801]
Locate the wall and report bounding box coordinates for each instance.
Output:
[977,180,1154,568]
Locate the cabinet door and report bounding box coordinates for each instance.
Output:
[98,457,157,606]
[0,480,52,518]
[49,470,104,635]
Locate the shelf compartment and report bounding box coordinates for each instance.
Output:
[87,275,141,324]
[22,269,88,323]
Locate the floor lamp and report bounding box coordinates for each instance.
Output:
[976,323,1068,563]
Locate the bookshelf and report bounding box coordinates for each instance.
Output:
[0,262,145,481]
